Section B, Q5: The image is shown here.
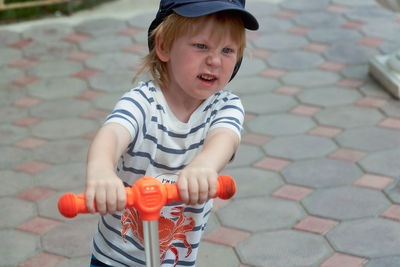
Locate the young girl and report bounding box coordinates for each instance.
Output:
[86,1,258,266]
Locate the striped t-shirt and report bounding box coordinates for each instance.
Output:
[91,81,244,266]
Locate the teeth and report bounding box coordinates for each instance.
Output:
[199,74,215,81]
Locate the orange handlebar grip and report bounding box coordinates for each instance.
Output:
[58,193,88,218]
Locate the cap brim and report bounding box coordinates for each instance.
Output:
[172,1,259,30]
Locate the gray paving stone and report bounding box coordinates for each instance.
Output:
[302,186,391,220]
[33,138,90,164]
[365,256,400,267]
[0,124,28,145]
[241,93,297,114]
[263,135,337,160]
[298,87,362,107]
[362,22,400,42]
[341,64,369,79]
[327,218,400,257]
[282,158,362,188]
[293,11,345,28]
[28,77,88,100]
[58,256,90,267]
[308,28,361,44]
[93,91,124,111]
[281,0,330,10]
[267,50,324,70]
[346,5,398,22]
[226,76,280,95]
[32,118,98,140]
[43,217,98,257]
[247,2,279,17]
[228,144,264,168]
[256,17,292,33]
[360,81,392,98]
[79,35,132,53]
[22,23,73,42]
[0,146,32,170]
[282,70,341,87]
[27,60,82,78]
[237,230,331,267]
[253,33,307,51]
[86,52,140,71]
[247,113,315,136]
[336,127,400,152]
[333,0,376,5]
[0,197,36,228]
[0,170,33,197]
[381,100,400,118]
[0,229,40,266]
[0,84,27,107]
[359,148,400,178]
[202,212,220,237]
[324,43,377,64]
[75,18,127,36]
[0,106,28,123]
[315,106,383,128]
[30,98,91,119]
[89,70,135,92]
[36,162,86,190]
[197,242,240,267]
[218,197,306,232]
[236,56,266,77]
[223,167,284,198]
[0,29,20,45]
[0,47,21,66]
[23,40,77,61]
[127,13,154,29]
[384,180,400,204]
[380,39,400,54]
[0,65,23,86]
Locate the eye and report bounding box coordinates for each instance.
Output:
[194,43,207,50]
[222,47,234,54]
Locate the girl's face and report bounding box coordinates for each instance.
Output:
[158,17,239,105]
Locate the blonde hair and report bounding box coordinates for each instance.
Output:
[133,11,246,89]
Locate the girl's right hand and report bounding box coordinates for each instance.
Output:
[85,170,126,216]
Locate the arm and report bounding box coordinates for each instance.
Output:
[85,122,131,215]
[177,127,240,205]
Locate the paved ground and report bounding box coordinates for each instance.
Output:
[2,0,400,266]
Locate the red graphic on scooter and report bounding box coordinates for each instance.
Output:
[121,206,195,266]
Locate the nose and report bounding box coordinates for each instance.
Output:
[206,51,222,67]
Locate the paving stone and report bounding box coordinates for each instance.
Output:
[308,28,361,44]
[223,167,284,198]
[282,70,341,87]
[325,43,377,64]
[237,230,331,267]
[253,33,307,51]
[0,106,27,124]
[58,256,90,267]
[247,113,315,136]
[333,0,376,5]
[360,81,392,98]
[89,70,135,92]
[0,83,26,107]
[385,180,400,204]
[263,134,337,160]
[27,60,82,78]
[0,65,23,86]
[32,118,98,140]
[197,242,240,267]
[362,22,400,42]
[336,127,400,151]
[79,35,132,53]
[226,76,280,95]
[327,218,400,258]
[127,13,154,29]
[365,256,400,267]
[380,39,400,54]
[302,186,391,220]
[247,2,279,17]
[293,11,345,28]
[33,138,90,165]
[0,47,21,66]
[255,16,293,33]
[298,86,362,107]
[92,91,124,111]
[315,106,383,128]
[22,40,77,61]
[359,148,400,178]
[28,77,88,100]
[0,124,28,145]
[43,217,99,257]
[346,5,398,22]
[218,197,306,232]
[236,56,266,77]
[0,29,20,45]
[22,23,73,42]
[282,158,362,188]
[281,0,330,10]
[75,18,127,36]
[0,170,33,197]
[267,50,324,70]
[228,144,264,168]
[0,197,36,228]
[0,146,32,170]
[86,52,140,71]
[30,98,91,119]
[0,229,40,266]
[341,64,369,79]
[381,100,400,118]
[36,162,86,190]
[241,93,297,114]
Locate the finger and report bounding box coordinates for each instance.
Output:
[106,186,117,214]
[208,174,218,199]
[116,184,126,211]
[95,187,107,216]
[85,187,96,213]
[198,177,208,204]
[178,176,189,204]
[188,178,199,205]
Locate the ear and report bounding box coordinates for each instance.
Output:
[155,33,170,62]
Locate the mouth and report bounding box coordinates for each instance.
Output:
[197,73,217,83]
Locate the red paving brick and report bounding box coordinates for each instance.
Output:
[381,204,400,222]
[16,186,56,202]
[271,184,313,201]
[290,104,321,116]
[353,174,394,190]
[14,137,47,150]
[329,148,366,162]
[253,157,291,172]
[241,133,271,146]
[14,161,52,175]
[19,252,67,267]
[293,216,338,235]
[203,226,251,247]
[16,216,62,235]
[320,253,367,267]
[308,126,342,138]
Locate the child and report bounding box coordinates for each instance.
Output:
[85,0,258,266]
